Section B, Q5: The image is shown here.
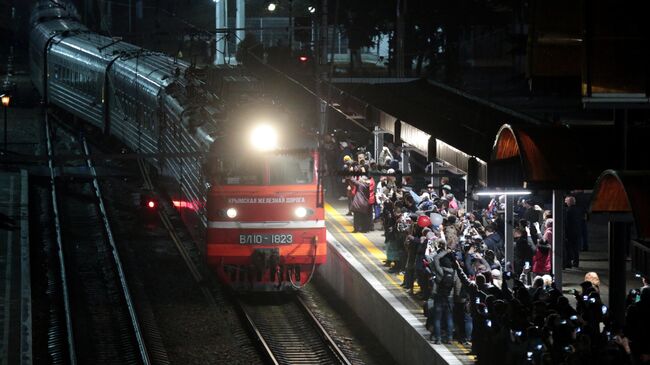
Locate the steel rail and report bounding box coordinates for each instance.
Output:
[232,298,280,365]
[44,112,77,365]
[235,294,352,365]
[294,295,352,365]
[81,137,151,365]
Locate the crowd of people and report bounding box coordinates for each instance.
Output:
[323,135,650,365]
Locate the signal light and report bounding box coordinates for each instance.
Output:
[298,55,308,63]
[140,192,158,210]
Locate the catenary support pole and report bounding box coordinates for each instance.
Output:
[504,194,514,270]
[552,190,564,289]
[215,0,226,64]
[236,0,245,51]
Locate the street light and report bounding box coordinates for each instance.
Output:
[1,94,10,151]
[265,1,294,52]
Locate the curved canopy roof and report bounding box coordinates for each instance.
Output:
[590,170,650,241]
[489,124,616,189]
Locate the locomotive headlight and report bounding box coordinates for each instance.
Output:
[226,207,238,218]
[294,207,308,218]
[250,124,278,151]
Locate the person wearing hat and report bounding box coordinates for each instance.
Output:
[426,183,439,198]
[338,141,352,168]
[441,184,460,211]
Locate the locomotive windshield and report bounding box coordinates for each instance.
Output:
[268,154,314,184]
[215,152,314,185]
[219,158,264,185]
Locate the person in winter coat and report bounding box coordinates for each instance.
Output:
[347,176,370,233]
[431,249,459,344]
[403,224,422,291]
[443,216,460,251]
[482,224,504,261]
[367,176,376,231]
[532,241,552,276]
[389,210,409,273]
[513,227,535,275]
[542,218,553,244]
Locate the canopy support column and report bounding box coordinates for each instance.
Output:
[609,221,628,324]
[552,190,564,290]
[504,195,514,271]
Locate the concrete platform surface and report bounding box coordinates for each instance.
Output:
[320,199,474,365]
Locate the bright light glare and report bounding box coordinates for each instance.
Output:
[308,6,316,13]
[475,190,531,196]
[250,124,278,151]
[226,208,237,218]
[267,2,276,11]
[295,207,307,218]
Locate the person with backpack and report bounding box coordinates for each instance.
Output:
[430,248,458,344]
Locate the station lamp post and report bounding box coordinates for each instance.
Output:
[1,94,10,151]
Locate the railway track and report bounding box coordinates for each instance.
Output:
[43,112,154,365]
[136,159,351,365]
[235,293,352,365]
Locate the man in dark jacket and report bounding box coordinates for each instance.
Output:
[431,249,458,344]
[564,196,583,268]
[483,224,504,261]
[513,227,535,275]
[625,287,650,363]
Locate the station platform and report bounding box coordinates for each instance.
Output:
[0,170,31,365]
[320,199,474,365]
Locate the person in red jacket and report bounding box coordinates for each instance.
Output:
[532,240,552,276]
[367,175,376,231]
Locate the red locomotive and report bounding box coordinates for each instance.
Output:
[204,117,326,290]
[29,0,325,291]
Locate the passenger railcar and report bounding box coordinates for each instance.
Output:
[29,0,326,290]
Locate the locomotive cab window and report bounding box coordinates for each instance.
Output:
[214,152,314,186]
[218,158,264,185]
[269,154,314,185]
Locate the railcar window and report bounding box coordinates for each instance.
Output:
[269,154,314,185]
[218,158,264,185]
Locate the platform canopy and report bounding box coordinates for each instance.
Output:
[590,170,650,241]
[489,123,617,189]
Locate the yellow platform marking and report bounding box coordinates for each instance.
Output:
[325,204,427,306]
[326,203,473,359]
